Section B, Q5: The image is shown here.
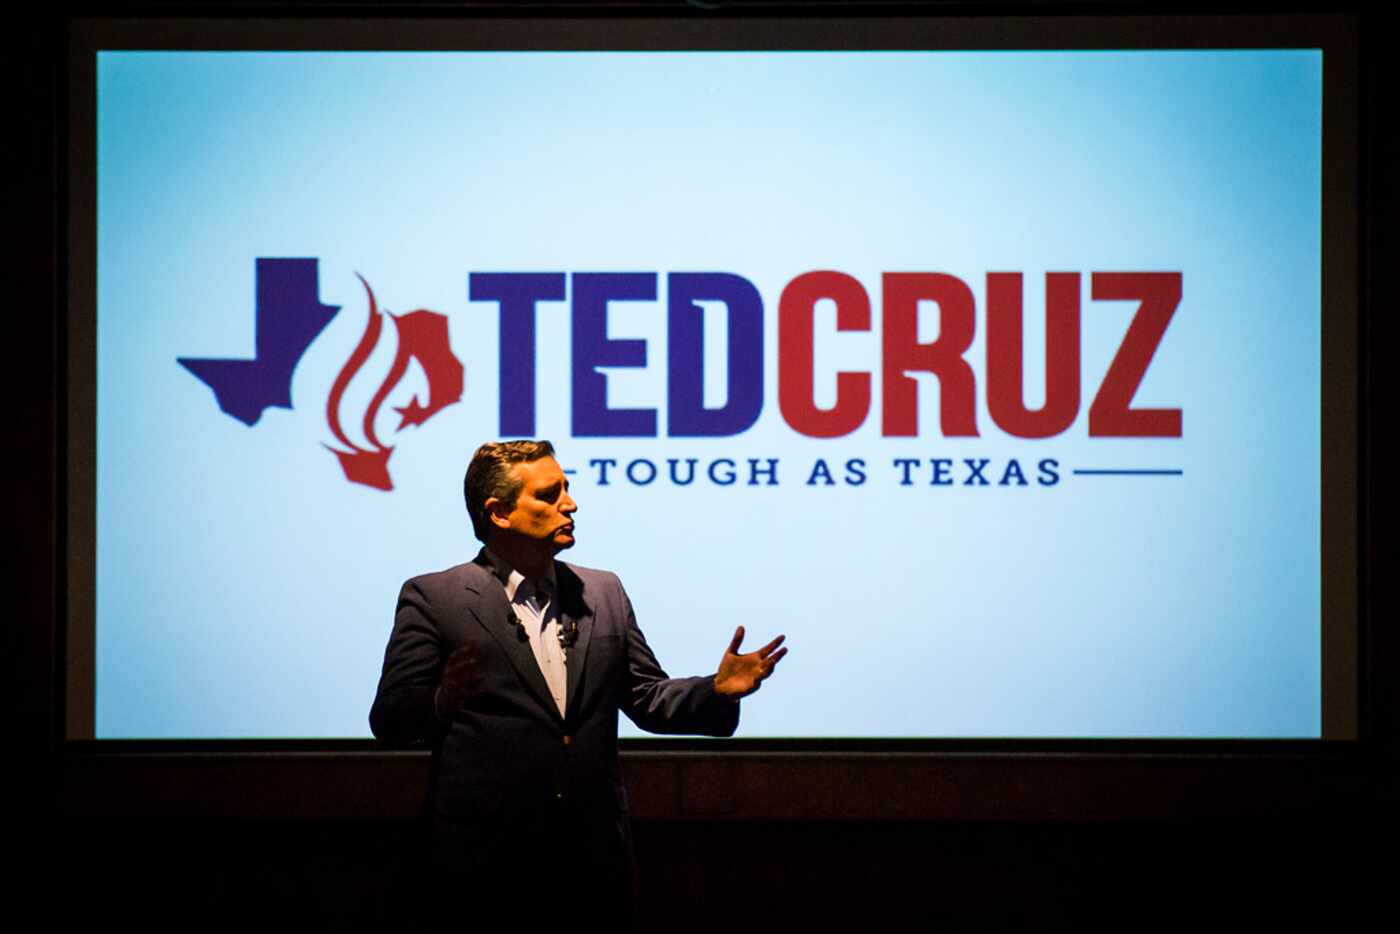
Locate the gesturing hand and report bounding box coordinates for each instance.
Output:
[714,626,787,698]
[434,645,479,720]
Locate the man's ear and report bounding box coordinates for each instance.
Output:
[484,496,512,530]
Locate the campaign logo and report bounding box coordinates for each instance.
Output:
[182,259,1183,493]
[179,258,463,491]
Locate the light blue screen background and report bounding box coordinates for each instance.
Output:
[95,51,1322,738]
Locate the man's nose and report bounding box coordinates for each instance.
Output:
[561,494,577,514]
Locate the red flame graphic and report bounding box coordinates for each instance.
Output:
[324,274,465,490]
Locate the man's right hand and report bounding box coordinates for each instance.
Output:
[434,646,479,720]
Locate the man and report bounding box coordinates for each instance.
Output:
[369,439,785,927]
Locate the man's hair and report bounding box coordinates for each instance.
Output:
[463,440,557,542]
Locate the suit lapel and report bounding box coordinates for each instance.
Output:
[556,562,595,722]
[462,552,560,721]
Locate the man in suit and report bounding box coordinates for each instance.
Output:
[369,439,785,927]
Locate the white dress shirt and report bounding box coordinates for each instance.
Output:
[484,549,568,717]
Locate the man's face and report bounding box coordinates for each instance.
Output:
[492,456,577,553]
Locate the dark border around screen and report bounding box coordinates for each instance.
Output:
[45,4,1383,821]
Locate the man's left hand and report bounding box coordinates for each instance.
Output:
[714,626,787,698]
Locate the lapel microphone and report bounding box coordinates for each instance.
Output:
[510,596,577,648]
[508,609,528,642]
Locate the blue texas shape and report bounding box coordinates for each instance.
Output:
[179,258,340,426]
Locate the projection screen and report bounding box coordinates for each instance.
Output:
[66,16,1358,742]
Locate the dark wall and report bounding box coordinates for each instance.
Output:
[56,815,1386,931]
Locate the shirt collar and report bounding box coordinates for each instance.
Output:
[482,547,556,604]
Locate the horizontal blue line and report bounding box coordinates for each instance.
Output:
[1072,469,1184,476]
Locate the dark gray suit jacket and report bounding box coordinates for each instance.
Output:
[369,550,738,872]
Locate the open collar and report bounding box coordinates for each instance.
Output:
[466,548,596,724]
